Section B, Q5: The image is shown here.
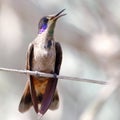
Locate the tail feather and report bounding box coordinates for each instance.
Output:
[49,91,59,110]
[19,78,59,114]
[19,81,32,113]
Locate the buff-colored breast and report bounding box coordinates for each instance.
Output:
[32,38,56,73]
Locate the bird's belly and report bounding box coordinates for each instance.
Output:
[32,47,56,73]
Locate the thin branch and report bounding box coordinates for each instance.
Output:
[0,67,107,85]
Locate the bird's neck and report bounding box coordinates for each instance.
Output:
[38,22,56,41]
[38,29,54,44]
[37,24,56,49]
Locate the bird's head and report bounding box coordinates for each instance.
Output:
[38,9,66,35]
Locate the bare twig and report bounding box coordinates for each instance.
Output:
[0,67,107,85]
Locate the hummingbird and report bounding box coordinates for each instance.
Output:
[18,9,66,116]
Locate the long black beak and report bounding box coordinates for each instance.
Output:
[52,9,66,20]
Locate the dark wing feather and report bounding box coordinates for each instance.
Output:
[27,43,39,113]
[19,43,38,113]
[39,42,62,115]
[54,42,62,75]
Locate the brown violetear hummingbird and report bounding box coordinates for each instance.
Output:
[18,9,66,116]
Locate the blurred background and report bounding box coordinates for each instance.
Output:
[0,0,120,120]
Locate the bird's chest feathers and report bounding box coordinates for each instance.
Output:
[33,40,56,72]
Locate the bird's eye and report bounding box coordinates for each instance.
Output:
[42,17,48,23]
